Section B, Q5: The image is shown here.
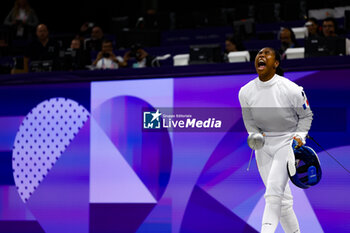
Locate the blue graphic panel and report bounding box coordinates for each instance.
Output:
[0,69,350,232]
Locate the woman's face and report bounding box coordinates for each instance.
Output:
[70,39,81,49]
[225,40,237,52]
[255,47,278,78]
[306,21,318,35]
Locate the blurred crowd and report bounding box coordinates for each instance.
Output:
[0,0,350,74]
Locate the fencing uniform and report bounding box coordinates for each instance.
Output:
[239,74,313,233]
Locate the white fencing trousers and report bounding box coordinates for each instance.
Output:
[255,134,300,233]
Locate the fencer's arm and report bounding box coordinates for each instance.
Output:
[239,89,262,135]
[293,88,313,144]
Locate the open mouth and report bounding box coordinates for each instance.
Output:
[257,61,266,70]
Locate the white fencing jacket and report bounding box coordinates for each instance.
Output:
[239,74,313,143]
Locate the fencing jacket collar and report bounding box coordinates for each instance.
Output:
[256,74,278,87]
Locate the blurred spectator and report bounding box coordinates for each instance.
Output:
[136,9,159,29]
[71,22,94,50]
[84,26,104,52]
[223,36,245,62]
[322,17,338,37]
[121,43,160,68]
[58,38,91,71]
[4,0,39,39]
[92,39,123,69]
[305,17,320,38]
[70,38,81,50]
[321,17,350,55]
[23,24,61,72]
[78,21,95,38]
[279,27,298,58]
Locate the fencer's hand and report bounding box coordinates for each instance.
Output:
[293,136,304,148]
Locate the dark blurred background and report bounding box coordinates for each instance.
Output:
[1,0,349,33]
[1,0,350,74]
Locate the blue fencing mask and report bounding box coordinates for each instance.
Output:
[287,140,322,189]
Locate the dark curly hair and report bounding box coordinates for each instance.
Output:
[266,47,284,76]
